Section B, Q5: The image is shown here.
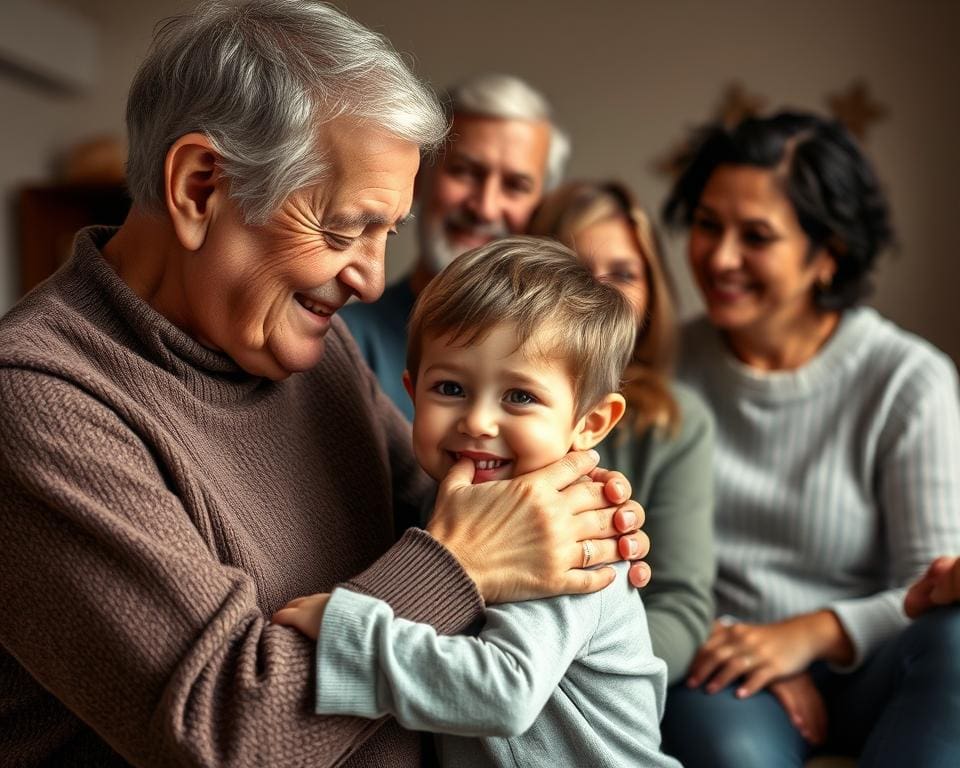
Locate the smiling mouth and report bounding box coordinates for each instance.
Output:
[295,293,333,317]
[449,451,512,471]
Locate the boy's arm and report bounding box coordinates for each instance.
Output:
[314,581,603,737]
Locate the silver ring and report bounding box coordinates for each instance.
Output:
[581,539,595,568]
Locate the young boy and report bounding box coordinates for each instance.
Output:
[274,237,680,767]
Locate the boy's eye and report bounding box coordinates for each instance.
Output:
[505,389,537,406]
[433,381,464,397]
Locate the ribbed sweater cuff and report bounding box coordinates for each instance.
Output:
[829,589,909,670]
[316,588,385,716]
[344,528,483,634]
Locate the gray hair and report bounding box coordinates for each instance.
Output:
[446,73,571,190]
[125,0,447,224]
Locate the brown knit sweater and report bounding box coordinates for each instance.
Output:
[0,227,484,767]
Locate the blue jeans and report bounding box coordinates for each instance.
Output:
[661,607,960,768]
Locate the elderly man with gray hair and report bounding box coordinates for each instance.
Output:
[341,72,570,419]
[0,2,646,766]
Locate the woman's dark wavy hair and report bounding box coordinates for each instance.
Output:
[662,111,894,310]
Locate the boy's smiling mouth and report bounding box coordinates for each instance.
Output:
[448,450,513,480]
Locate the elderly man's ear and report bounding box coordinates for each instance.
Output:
[164,132,226,251]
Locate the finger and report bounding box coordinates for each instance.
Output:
[930,556,960,604]
[438,456,479,491]
[586,467,633,503]
[572,504,617,540]
[536,449,601,490]
[708,654,755,694]
[904,581,934,618]
[565,481,614,518]
[603,473,630,505]
[770,683,802,729]
[928,555,957,578]
[628,561,651,588]
[736,665,778,699]
[558,565,617,595]
[618,531,649,561]
[614,501,644,534]
[270,606,305,630]
[687,643,736,689]
[571,535,619,569]
[778,687,817,744]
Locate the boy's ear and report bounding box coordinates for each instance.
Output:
[571,393,626,451]
[402,370,415,403]
[165,132,225,252]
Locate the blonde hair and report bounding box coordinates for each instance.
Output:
[406,236,636,418]
[528,181,680,434]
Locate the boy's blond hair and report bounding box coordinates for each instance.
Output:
[406,236,637,418]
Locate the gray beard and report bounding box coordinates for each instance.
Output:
[420,228,470,276]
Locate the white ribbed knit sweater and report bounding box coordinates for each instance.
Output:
[679,309,960,665]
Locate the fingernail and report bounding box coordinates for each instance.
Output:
[628,538,639,557]
[611,480,624,498]
[736,687,747,698]
[622,510,637,529]
[587,449,600,463]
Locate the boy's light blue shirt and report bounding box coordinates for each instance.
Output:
[315,561,680,768]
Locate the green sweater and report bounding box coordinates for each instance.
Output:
[596,383,715,684]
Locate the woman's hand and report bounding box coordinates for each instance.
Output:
[686,611,853,698]
[905,555,960,618]
[271,593,331,640]
[426,450,649,605]
[769,673,828,746]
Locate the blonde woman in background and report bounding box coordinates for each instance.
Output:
[529,181,716,685]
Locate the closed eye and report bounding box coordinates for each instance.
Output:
[322,231,355,250]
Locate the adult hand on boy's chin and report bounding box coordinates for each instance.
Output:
[426,449,650,605]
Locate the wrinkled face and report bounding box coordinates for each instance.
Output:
[688,165,833,335]
[409,323,584,484]
[185,122,420,379]
[572,215,648,319]
[418,114,551,274]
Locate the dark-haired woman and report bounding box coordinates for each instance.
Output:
[661,111,960,767]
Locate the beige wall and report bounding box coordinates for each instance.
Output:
[3,0,958,364]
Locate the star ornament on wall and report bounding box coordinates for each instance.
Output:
[827,80,888,141]
[655,80,889,180]
[654,82,766,178]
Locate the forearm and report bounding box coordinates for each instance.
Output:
[800,609,855,666]
[317,588,586,737]
[345,528,483,632]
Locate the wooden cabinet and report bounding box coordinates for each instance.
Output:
[17,184,130,295]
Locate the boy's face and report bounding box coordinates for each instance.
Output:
[406,323,586,483]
